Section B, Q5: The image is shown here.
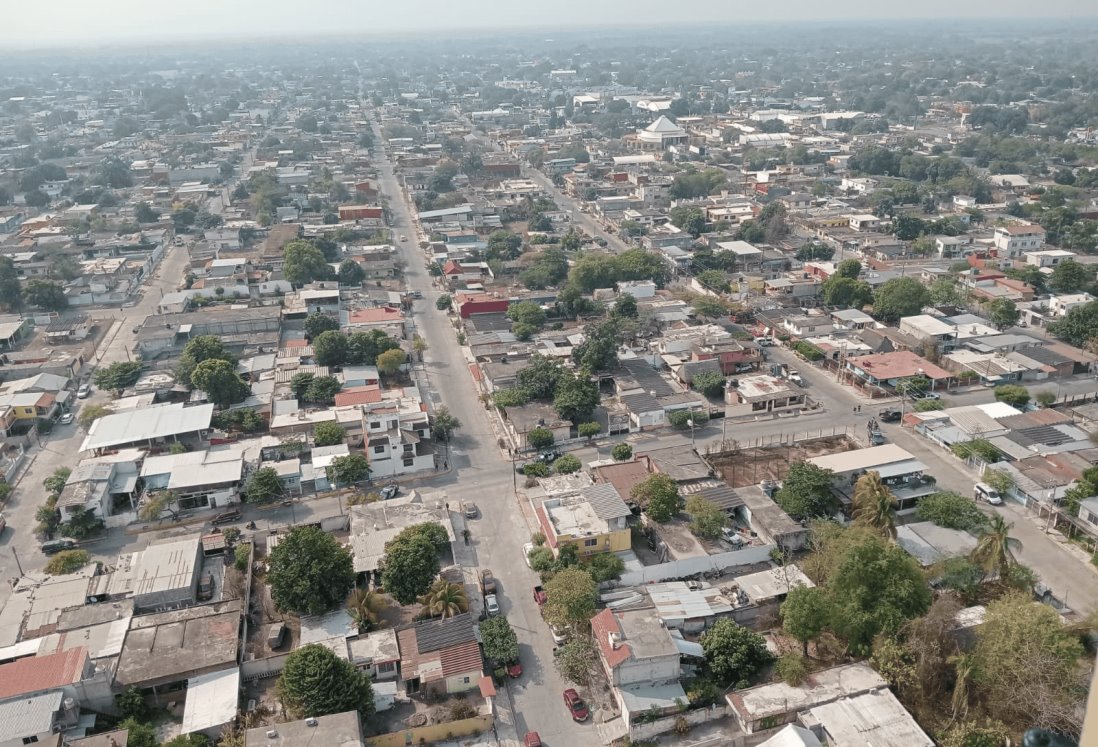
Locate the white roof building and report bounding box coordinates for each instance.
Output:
[80,403,214,453]
[182,667,240,738]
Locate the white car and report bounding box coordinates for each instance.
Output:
[76,384,92,399]
[522,543,535,568]
[485,594,500,616]
[549,623,567,645]
[58,412,74,425]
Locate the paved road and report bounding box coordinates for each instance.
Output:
[371,118,593,743]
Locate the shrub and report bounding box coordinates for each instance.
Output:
[669,409,709,430]
[527,427,555,450]
[611,443,633,461]
[776,651,808,686]
[554,454,582,474]
[522,461,550,478]
[915,492,988,532]
[234,543,250,572]
[45,549,91,575]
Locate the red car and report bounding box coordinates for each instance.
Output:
[524,732,542,747]
[563,688,589,722]
[533,585,547,606]
[506,660,523,678]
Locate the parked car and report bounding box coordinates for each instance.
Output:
[538,449,562,463]
[506,659,523,678]
[563,689,589,722]
[549,623,568,645]
[76,384,92,399]
[267,622,286,649]
[878,409,902,423]
[720,527,746,548]
[788,372,804,387]
[522,542,535,568]
[974,482,1003,505]
[400,235,408,242]
[197,571,214,601]
[41,538,76,555]
[524,732,542,747]
[0,513,6,534]
[380,484,399,500]
[480,569,497,596]
[58,412,74,425]
[211,509,241,525]
[533,585,547,606]
[463,502,478,519]
[485,594,500,616]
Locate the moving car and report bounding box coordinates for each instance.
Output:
[563,689,590,722]
[400,235,408,242]
[59,412,74,425]
[485,594,500,616]
[974,482,1003,505]
[463,502,478,519]
[76,384,92,399]
[878,409,902,423]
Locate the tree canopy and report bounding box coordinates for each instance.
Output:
[268,526,356,615]
[190,358,250,409]
[631,473,682,522]
[381,523,446,604]
[872,277,932,322]
[775,462,836,520]
[543,567,597,629]
[277,643,374,719]
[701,618,773,689]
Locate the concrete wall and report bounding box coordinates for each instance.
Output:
[366,714,493,747]
[616,545,775,587]
[614,654,681,689]
[241,652,290,681]
[628,704,730,741]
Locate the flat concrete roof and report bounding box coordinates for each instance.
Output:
[244,710,362,747]
[807,444,919,476]
[728,663,886,723]
[182,667,240,734]
[801,689,933,746]
[130,536,202,604]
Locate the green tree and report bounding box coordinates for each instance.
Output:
[553,371,600,424]
[1048,300,1098,346]
[610,293,638,319]
[93,361,144,391]
[419,578,469,619]
[190,358,250,408]
[631,473,682,522]
[24,279,68,311]
[304,312,340,340]
[670,206,707,238]
[480,616,520,665]
[775,462,836,520]
[313,421,345,447]
[347,329,400,365]
[571,318,620,371]
[60,507,102,540]
[436,294,452,311]
[162,735,210,747]
[1048,259,1091,293]
[685,496,726,539]
[376,348,406,377]
[692,370,726,398]
[313,330,349,367]
[781,585,832,656]
[134,202,160,223]
[669,409,708,430]
[177,335,236,388]
[381,525,443,605]
[835,259,862,278]
[515,354,564,401]
[346,587,387,632]
[691,295,731,319]
[0,256,23,311]
[338,259,366,286]
[119,719,157,747]
[304,376,341,405]
[611,443,633,461]
[983,298,1019,330]
[969,515,1021,580]
[234,544,250,572]
[326,454,370,487]
[527,427,555,450]
[872,277,931,322]
[507,300,547,329]
[269,525,355,615]
[115,686,148,721]
[277,644,374,719]
[993,384,1030,407]
[701,618,773,689]
[543,567,597,629]
[820,276,874,309]
[587,553,625,582]
[432,406,462,442]
[851,471,898,539]
[554,454,582,474]
[283,240,332,286]
[578,421,601,442]
[915,492,988,532]
[554,637,597,685]
[44,549,91,575]
[971,592,1084,734]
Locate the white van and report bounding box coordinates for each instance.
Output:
[974,482,1003,505]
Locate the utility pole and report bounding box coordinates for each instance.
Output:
[10,548,23,578]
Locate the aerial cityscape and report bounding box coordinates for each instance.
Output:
[1,10,1098,747]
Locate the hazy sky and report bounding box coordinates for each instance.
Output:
[4,0,1097,47]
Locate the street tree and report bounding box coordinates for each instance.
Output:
[432,406,462,442]
[553,454,582,474]
[326,454,370,487]
[701,618,773,689]
[993,384,1030,407]
[269,525,356,615]
[611,443,633,461]
[313,422,345,447]
[527,427,555,450]
[631,473,682,522]
[543,567,597,629]
[775,462,836,520]
[435,294,452,311]
[480,616,519,665]
[190,358,250,408]
[277,643,374,719]
[578,421,601,442]
[244,466,284,503]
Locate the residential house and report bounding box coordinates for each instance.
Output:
[535,483,632,558]
[396,613,482,697]
[808,444,934,513]
[725,375,806,417]
[993,224,1046,258]
[244,710,364,747]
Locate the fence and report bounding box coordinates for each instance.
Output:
[615,545,775,587]
[366,713,494,747]
[629,704,731,741]
[241,652,290,681]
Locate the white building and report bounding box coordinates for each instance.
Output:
[993,224,1046,258]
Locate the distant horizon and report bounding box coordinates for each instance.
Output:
[2,1,1097,52]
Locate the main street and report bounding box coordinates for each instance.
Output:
[370,119,593,743]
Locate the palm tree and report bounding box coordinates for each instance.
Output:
[419,579,468,619]
[346,587,387,632]
[852,471,898,540]
[969,515,1022,580]
[949,653,975,719]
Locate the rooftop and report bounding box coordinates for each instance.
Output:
[348,491,454,572]
[129,536,202,603]
[591,608,677,670]
[807,444,923,477]
[182,667,240,734]
[0,689,65,743]
[896,521,979,567]
[728,663,887,724]
[243,710,363,747]
[81,403,214,452]
[0,647,88,700]
[800,689,934,747]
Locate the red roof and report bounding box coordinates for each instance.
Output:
[852,351,951,381]
[591,609,631,669]
[283,338,308,349]
[334,385,383,407]
[0,647,88,699]
[347,307,404,325]
[442,260,464,275]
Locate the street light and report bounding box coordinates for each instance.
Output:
[687,418,696,449]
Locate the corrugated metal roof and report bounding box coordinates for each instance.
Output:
[581,483,630,520]
[0,689,64,742]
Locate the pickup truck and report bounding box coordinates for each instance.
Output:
[480,569,497,595]
[533,585,547,606]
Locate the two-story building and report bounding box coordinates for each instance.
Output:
[535,483,632,558]
[993,224,1046,258]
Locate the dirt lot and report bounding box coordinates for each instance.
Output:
[709,434,857,488]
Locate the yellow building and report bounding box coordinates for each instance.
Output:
[536,483,632,557]
[0,391,56,420]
